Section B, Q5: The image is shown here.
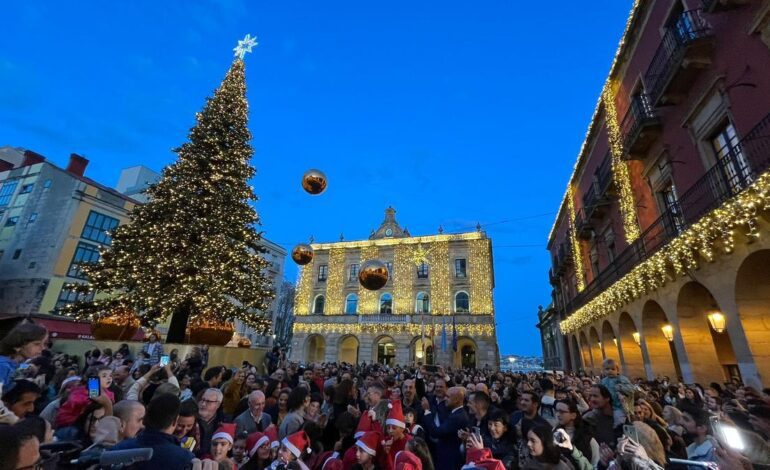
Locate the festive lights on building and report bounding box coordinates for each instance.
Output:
[324,248,346,315]
[560,171,770,334]
[602,83,640,243]
[393,244,415,314]
[292,321,495,337]
[429,241,451,315]
[357,245,380,313]
[469,239,494,314]
[567,186,586,292]
[294,260,315,315]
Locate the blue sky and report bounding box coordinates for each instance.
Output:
[2,1,632,355]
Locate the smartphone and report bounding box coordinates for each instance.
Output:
[87,376,100,399]
[472,426,482,441]
[159,355,170,367]
[623,424,639,444]
[710,415,744,450]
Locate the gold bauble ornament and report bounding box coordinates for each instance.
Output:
[301,169,328,195]
[91,307,140,341]
[358,259,389,291]
[291,244,314,265]
[187,317,234,346]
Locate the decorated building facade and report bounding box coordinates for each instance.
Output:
[291,208,500,368]
[544,1,770,388]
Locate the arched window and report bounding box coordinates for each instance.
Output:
[379,293,393,314]
[313,295,325,314]
[345,294,358,314]
[454,291,469,313]
[415,292,430,314]
[417,262,429,279]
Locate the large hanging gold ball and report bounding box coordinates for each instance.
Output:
[301,169,328,195]
[91,307,140,341]
[291,244,314,265]
[358,259,389,291]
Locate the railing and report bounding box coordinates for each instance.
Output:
[645,9,713,105]
[620,93,659,151]
[562,112,770,317]
[596,153,613,195]
[359,314,410,324]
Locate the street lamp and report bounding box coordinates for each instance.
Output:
[632,331,641,346]
[612,337,618,347]
[707,311,726,333]
[661,324,674,342]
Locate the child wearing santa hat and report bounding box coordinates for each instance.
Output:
[208,423,238,469]
[384,401,412,469]
[243,431,272,469]
[274,430,312,470]
[394,451,422,470]
[353,431,383,470]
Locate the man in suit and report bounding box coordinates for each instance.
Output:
[234,391,272,437]
[421,386,469,470]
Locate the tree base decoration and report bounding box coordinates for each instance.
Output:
[187,316,234,346]
[91,307,140,341]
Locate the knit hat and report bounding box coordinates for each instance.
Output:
[461,448,506,470]
[395,450,423,470]
[355,431,381,457]
[265,424,280,449]
[385,400,406,429]
[282,430,311,458]
[246,431,270,458]
[355,409,375,438]
[212,423,236,445]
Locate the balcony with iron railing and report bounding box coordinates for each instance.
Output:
[560,111,770,317]
[621,93,662,159]
[552,239,573,276]
[645,9,714,106]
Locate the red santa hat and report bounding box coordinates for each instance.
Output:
[385,400,406,429]
[320,451,342,470]
[282,430,311,459]
[264,424,280,449]
[355,431,381,457]
[245,431,270,458]
[395,450,423,470]
[211,423,236,445]
[462,448,506,470]
[355,409,375,438]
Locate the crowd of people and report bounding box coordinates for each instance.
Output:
[2,320,770,469]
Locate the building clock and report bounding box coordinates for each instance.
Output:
[385,228,393,237]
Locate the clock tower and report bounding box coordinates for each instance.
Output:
[369,206,410,239]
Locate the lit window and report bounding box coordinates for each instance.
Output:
[318,265,328,282]
[349,263,359,281]
[313,295,325,314]
[4,216,19,227]
[417,262,429,279]
[55,284,95,310]
[379,293,393,314]
[0,181,18,206]
[455,291,470,313]
[345,294,358,314]
[455,259,467,278]
[19,183,34,194]
[81,211,119,245]
[67,242,101,279]
[415,292,430,313]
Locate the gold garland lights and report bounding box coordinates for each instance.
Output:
[358,245,380,313]
[560,171,768,334]
[469,239,494,314]
[293,321,495,337]
[429,241,451,314]
[324,248,346,315]
[294,259,315,315]
[567,186,586,292]
[602,83,640,243]
[394,244,416,314]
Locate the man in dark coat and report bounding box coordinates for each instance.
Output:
[421,386,469,470]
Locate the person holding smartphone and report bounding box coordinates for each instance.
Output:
[54,365,115,429]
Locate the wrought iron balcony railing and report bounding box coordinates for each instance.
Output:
[645,9,714,106]
[560,112,770,317]
[620,93,661,158]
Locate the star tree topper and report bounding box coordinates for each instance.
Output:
[234,34,258,59]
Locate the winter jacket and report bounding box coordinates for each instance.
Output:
[54,385,115,428]
[0,355,19,386]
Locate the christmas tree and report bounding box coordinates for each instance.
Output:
[63,37,274,341]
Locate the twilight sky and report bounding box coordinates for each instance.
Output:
[1,0,633,355]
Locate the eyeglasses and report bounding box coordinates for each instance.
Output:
[199,399,220,405]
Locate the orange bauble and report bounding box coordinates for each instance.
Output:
[187,318,234,346]
[91,307,140,341]
[301,169,328,195]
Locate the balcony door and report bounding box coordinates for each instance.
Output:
[712,122,752,192]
